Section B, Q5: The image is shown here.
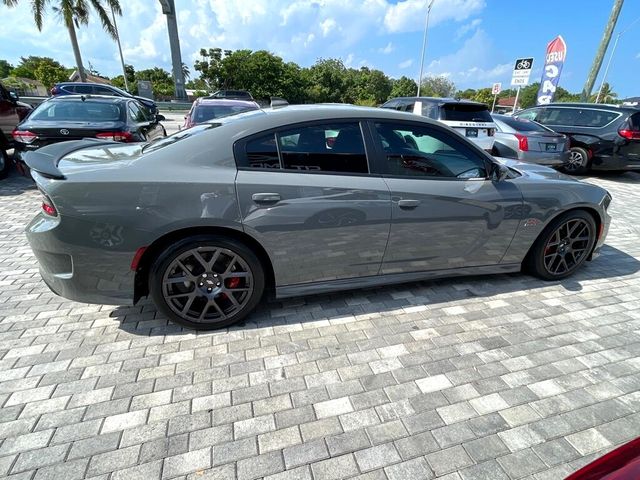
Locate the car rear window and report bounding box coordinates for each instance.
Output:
[497,116,550,132]
[31,101,123,121]
[441,104,493,123]
[193,104,257,123]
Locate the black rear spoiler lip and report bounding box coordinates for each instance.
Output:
[23,139,121,180]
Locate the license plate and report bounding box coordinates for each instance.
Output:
[545,143,557,151]
[466,128,478,138]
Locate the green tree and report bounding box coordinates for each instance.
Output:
[0,60,13,78]
[194,48,231,90]
[135,67,174,99]
[473,88,493,106]
[2,0,122,83]
[590,82,617,103]
[352,67,391,105]
[34,61,68,89]
[390,76,417,98]
[307,58,350,103]
[457,88,477,100]
[181,62,190,82]
[111,64,135,92]
[518,82,540,109]
[419,76,456,97]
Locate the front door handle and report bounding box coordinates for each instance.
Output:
[252,193,281,205]
[398,199,420,209]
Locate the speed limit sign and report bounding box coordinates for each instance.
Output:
[492,83,502,95]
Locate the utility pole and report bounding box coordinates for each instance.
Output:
[111,6,129,92]
[158,0,188,101]
[416,0,436,97]
[580,0,624,101]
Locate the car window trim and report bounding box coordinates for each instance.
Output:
[234,118,375,176]
[364,118,493,181]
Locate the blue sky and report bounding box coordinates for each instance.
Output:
[0,0,638,97]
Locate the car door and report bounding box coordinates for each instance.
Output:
[128,102,163,141]
[235,121,392,287]
[368,119,523,274]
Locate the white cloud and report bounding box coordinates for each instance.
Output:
[378,42,395,54]
[384,0,485,33]
[425,28,511,87]
[399,59,414,69]
[455,18,482,39]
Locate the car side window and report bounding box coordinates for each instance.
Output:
[515,109,539,121]
[244,133,280,169]
[277,122,369,174]
[94,86,115,96]
[373,121,487,179]
[72,85,93,94]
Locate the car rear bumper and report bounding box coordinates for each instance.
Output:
[517,150,569,167]
[26,212,136,306]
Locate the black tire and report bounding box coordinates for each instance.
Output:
[149,235,265,330]
[0,149,9,179]
[562,147,590,175]
[525,210,597,280]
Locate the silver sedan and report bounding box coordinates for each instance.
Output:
[24,105,611,330]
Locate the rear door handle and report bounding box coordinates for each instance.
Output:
[398,199,420,209]
[252,193,281,205]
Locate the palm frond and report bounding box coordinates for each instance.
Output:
[31,0,49,30]
[88,0,117,39]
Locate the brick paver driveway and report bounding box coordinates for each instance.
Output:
[1,167,639,480]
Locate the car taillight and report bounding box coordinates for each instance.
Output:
[514,133,529,151]
[618,129,640,140]
[50,86,60,95]
[40,192,57,217]
[96,131,133,142]
[488,128,496,137]
[12,129,37,144]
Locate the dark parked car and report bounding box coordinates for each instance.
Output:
[51,82,158,114]
[182,98,260,129]
[207,90,253,100]
[381,97,496,151]
[0,82,32,178]
[515,103,640,174]
[24,105,610,330]
[491,114,569,168]
[13,95,166,175]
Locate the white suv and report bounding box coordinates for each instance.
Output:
[381,97,496,151]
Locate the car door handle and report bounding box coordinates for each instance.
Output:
[252,193,281,205]
[398,199,420,209]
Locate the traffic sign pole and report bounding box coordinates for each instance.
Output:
[492,94,498,113]
[513,86,521,113]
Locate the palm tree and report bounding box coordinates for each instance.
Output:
[2,0,122,83]
[592,82,618,104]
[181,62,190,82]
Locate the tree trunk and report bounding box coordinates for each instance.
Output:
[67,21,86,82]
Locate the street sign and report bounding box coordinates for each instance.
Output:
[492,83,502,95]
[511,57,534,86]
[137,80,153,100]
[536,36,567,105]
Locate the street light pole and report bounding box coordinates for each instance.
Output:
[111,6,129,92]
[416,0,435,97]
[595,15,640,103]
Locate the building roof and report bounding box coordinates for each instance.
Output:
[67,70,112,85]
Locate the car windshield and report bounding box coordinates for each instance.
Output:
[496,116,551,132]
[30,101,123,122]
[192,104,258,123]
[107,85,132,97]
[441,103,493,122]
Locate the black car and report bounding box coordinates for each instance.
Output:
[51,82,158,114]
[12,95,166,175]
[515,103,640,174]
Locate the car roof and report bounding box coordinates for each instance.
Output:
[43,94,131,103]
[388,97,487,107]
[56,82,116,87]
[526,102,639,112]
[195,99,258,107]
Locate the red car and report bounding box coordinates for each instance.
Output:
[182,98,259,129]
[566,437,640,480]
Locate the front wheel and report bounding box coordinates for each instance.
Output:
[149,235,265,330]
[525,210,597,280]
[562,147,590,175]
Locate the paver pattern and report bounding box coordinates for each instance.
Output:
[1,161,640,480]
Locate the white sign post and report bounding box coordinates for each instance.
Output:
[491,82,501,112]
[510,57,534,112]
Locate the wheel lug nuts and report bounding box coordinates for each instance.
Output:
[202,274,207,278]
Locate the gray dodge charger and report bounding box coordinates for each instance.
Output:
[24,105,612,330]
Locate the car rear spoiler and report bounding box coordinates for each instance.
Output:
[23,139,120,180]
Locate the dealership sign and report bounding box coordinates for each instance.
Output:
[511,57,534,86]
[536,36,567,105]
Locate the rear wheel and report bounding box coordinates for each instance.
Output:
[562,147,590,175]
[149,235,265,330]
[0,149,9,179]
[526,210,596,280]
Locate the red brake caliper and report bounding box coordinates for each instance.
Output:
[226,277,241,289]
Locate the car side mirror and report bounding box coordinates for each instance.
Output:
[155,114,166,122]
[491,163,510,182]
[9,91,19,103]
